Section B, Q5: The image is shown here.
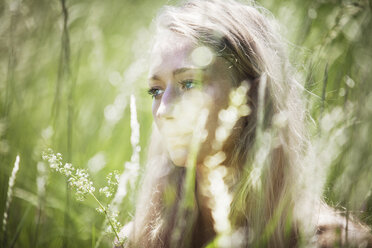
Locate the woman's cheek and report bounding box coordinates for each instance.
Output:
[152,100,161,125]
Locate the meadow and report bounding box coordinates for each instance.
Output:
[1,0,372,247]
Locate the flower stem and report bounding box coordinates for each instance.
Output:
[88,192,122,246]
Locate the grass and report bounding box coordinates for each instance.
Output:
[0,0,372,247]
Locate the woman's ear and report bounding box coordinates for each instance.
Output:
[252,76,260,86]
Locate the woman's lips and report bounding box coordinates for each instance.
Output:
[164,133,192,148]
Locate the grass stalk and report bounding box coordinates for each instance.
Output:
[91,224,96,248]
[2,155,20,248]
[3,7,16,117]
[9,205,31,248]
[319,63,328,136]
[170,109,208,247]
[89,192,122,245]
[55,0,73,247]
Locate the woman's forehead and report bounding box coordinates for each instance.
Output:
[149,32,197,76]
[149,30,233,82]
[152,31,195,59]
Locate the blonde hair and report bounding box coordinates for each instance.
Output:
[124,0,370,247]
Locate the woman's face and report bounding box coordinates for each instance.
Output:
[148,30,235,166]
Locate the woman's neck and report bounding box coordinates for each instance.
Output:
[192,166,216,248]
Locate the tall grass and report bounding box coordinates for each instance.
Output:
[2,155,20,247]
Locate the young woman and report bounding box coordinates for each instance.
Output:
[122,0,372,247]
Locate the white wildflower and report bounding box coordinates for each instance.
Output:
[42,149,123,243]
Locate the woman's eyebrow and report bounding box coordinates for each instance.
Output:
[148,67,207,82]
[173,67,206,76]
[149,75,161,81]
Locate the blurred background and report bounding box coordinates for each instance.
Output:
[0,0,371,247]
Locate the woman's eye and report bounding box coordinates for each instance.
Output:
[147,88,164,99]
[179,79,199,90]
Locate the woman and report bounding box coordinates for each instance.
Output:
[122,0,372,247]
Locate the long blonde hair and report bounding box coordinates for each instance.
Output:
[129,0,311,247]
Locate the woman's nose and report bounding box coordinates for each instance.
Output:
[156,85,177,120]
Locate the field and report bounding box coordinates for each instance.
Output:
[1,0,372,247]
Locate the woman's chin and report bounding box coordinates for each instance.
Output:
[168,148,188,167]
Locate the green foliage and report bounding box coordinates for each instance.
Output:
[0,0,372,247]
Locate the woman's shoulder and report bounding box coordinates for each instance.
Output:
[314,205,372,248]
[316,223,372,248]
